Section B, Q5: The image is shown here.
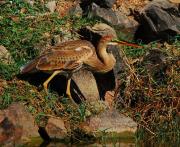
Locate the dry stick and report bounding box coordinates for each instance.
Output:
[139,123,156,136]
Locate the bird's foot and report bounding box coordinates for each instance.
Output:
[66,92,78,107]
[43,83,49,94]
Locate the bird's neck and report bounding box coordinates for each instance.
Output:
[97,41,111,64]
[96,41,116,72]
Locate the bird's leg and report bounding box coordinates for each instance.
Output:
[43,70,61,93]
[66,79,77,106]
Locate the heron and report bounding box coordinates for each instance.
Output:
[20,35,141,104]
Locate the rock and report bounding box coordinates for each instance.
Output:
[0,45,13,64]
[135,0,180,43]
[89,3,119,25]
[0,103,40,145]
[45,117,68,140]
[45,1,57,13]
[72,69,100,102]
[80,109,137,137]
[87,3,139,41]
[69,3,83,17]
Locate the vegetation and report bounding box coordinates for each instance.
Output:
[0,0,179,145]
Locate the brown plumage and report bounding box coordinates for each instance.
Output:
[21,35,141,104]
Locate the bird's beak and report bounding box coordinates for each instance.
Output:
[108,40,143,48]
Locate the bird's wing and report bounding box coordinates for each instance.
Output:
[36,46,93,71]
[42,40,95,54]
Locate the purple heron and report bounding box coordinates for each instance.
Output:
[20,35,141,104]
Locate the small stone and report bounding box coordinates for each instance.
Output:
[45,117,68,139]
[0,45,13,64]
[46,1,57,13]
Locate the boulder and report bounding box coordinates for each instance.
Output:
[80,109,137,137]
[72,69,100,102]
[45,117,69,140]
[88,3,119,26]
[0,103,40,145]
[135,0,180,43]
[87,3,139,41]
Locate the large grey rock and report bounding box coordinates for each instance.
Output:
[80,109,137,137]
[135,0,180,43]
[0,103,40,145]
[88,3,139,41]
[89,3,119,25]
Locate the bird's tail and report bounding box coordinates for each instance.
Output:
[20,57,40,74]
